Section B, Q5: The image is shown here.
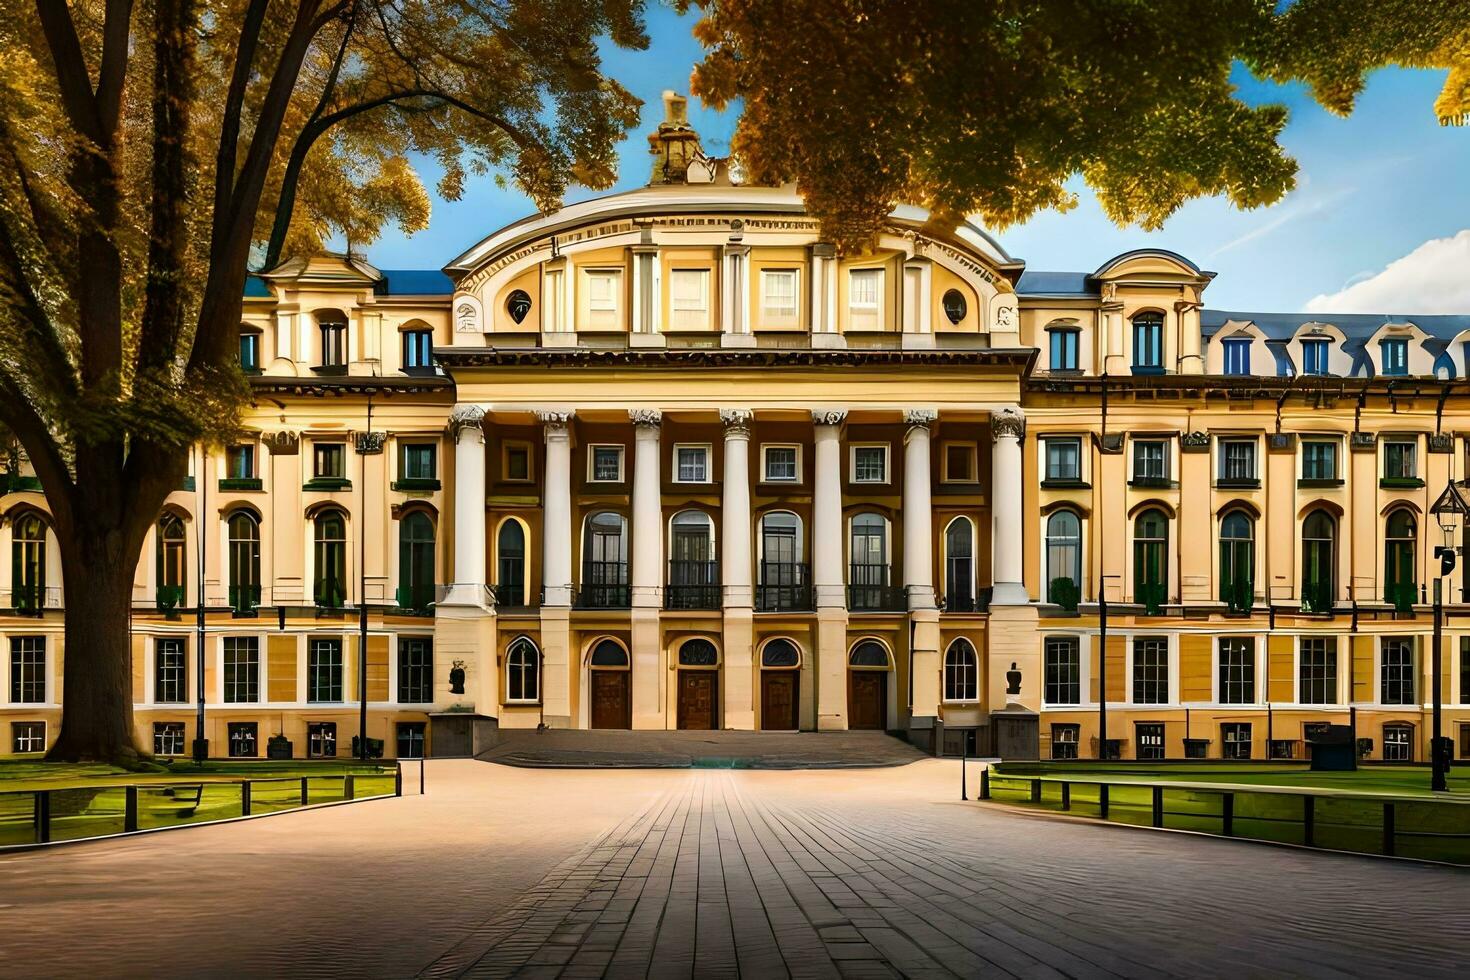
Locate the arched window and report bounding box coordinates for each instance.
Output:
[156,514,186,609]
[589,638,629,667]
[496,520,527,607]
[758,512,805,611]
[582,512,629,608]
[761,639,800,668]
[678,638,719,666]
[227,511,261,611]
[1384,509,1417,610]
[1133,509,1168,612]
[1132,312,1164,372]
[668,511,717,609]
[848,640,889,668]
[848,513,889,610]
[944,518,975,611]
[943,638,978,702]
[1302,509,1336,613]
[1219,510,1254,612]
[1046,510,1082,609]
[398,511,435,611]
[506,637,539,702]
[313,509,347,607]
[11,513,46,610]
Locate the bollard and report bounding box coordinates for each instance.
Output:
[1099,783,1109,820]
[1302,795,1314,848]
[345,774,356,801]
[300,776,309,807]
[124,786,139,833]
[395,763,403,798]
[241,781,252,817]
[35,790,51,844]
[420,758,426,796]
[1222,793,1234,837]
[1151,785,1164,828]
[1031,778,1042,804]
[980,767,990,800]
[1382,802,1395,856]
[1061,782,1070,811]
[960,739,967,801]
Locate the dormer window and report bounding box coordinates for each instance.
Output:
[319,319,346,368]
[1381,337,1408,376]
[1222,337,1251,376]
[238,330,261,373]
[1131,313,1163,374]
[1302,337,1330,375]
[402,328,433,371]
[1049,327,1079,372]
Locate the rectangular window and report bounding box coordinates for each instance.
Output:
[239,332,260,372]
[1132,440,1168,482]
[314,443,345,479]
[760,269,800,326]
[1381,338,1408,376]
[1383,726,1413,762]
[9,636,44,703]
[1218,638,1255,705]
[1136,722,1166,760]
[848,268,883,329]
[319,322,346,367]
[1132,637,1169,705]
[153,722,186,756]
[402,329,433,370]
[226,444,255,480]
[669,269,710,330]
[1044,437,1081,482]
[1049,329,1078,372]
[223,636,259,704]
[227,722,258,758]
[1219,439,1256,483]
[400,443,437,481]
[155,637,187,704]
[1381,638,1415,705]
[851,445,888,483]
[1222,723,1252,760]
[589,445,624,483]
[397,721,427,759]
[762,445,799,483]
[1302,440,1338,481]
[1132,316,1163,370]
[675,444,711,483]
[505,443,531,482]
[1222,338,1251,376]
[1299,637,1338,705]
[1384,440,1417,480]
[11,721,44,753]
[1044,637,1081,705]
[1301,338,1329,375]
[308,722,337,759]
[1051,724,1080,760]
[583,268,623,330]
[943,444,977,483]
[308,638,344,703]
[398,637,434,704]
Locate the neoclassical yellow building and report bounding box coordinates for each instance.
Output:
[3,96,1468,762]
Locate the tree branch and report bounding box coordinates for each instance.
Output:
[0,377,74,534]
[94,0,137,140]
[213,0,270,248]
[32,2,105,144]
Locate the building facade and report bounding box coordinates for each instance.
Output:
[3,96,1469,762]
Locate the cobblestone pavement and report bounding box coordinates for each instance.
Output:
[2,759,1467,979]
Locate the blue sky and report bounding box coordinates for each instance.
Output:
[366,5,1469,315]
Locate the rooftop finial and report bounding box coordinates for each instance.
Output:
[648,90,703,185]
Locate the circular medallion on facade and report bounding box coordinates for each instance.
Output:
[942,289,967,325]
[506,289,532,325]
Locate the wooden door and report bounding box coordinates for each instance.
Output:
[847,672,886,731]
[590,671,630,729]
[761,671,798,730]
[677,671,718,730]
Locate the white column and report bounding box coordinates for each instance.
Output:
[720,410,754,606]
[903,410,938,609]
[630,409,663,607]
[812,410,847,607]
[990,406,1027,605]
[445,405,487,606]
[539,411,574,606]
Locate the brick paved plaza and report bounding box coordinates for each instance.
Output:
[1,758,1466,978]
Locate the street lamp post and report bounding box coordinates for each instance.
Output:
[1427,480,1467,793]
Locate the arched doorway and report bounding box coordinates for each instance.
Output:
[587,638,631,729]
[847,639,890,731]
[759,638,801,731]
[675,638,720,730]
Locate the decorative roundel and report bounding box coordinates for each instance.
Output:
[942,289,967,325]
[506,289,532,325]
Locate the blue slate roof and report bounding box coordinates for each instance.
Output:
[244,274,271,297]
[376,269,454,296]
[1201,310,1470,341]
[1015,271,1096,297]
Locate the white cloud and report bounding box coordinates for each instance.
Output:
[1304,230,1470,314]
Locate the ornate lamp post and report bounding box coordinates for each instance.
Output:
[1427,480,1467,793]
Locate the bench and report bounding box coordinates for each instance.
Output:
[160,784,204,816]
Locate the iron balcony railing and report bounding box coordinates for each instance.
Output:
[490,579,526,608]
[314,578,346,610]
[848,563,905,612]
[155,584,186,612]
[577,561,629,609]
[666,559,720,610]
[1301,579,1333,615]
[756,562,811,612]
[228,584,261,613]
[10,584,58,613]
[1135,581,1166,615]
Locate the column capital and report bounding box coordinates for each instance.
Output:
[447,404,486,439]
[353,431,387,455]
[811,409,848,427]
[629,408,663,429]
[536,410,574,434]
[719,408,753,437]
[903,408,938,429]
[989,406,1025,442]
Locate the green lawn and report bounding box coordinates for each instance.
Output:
[993,762,1470,799]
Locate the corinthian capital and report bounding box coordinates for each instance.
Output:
[903,409,939,429]
[447,404,486,439]
[811,409,848,426]
[536,410,574,434]
[989,406,1025,442]
[719,409,753,437]
[629,408,663,428]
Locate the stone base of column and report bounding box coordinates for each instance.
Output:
[908,608,942,723]
[541,331,579,347]
[631,608,665,729]
[985,603,1040,714]
[439,583,490,608]
[990,582,1029,606]
[722,607,756,730]
[629,333,667,348]
[811,333,846,350]
[539,606,573,728]
[719,332,757,348]
[900,332,936,350]
[815,608,849,730]
[434,606,497,718]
